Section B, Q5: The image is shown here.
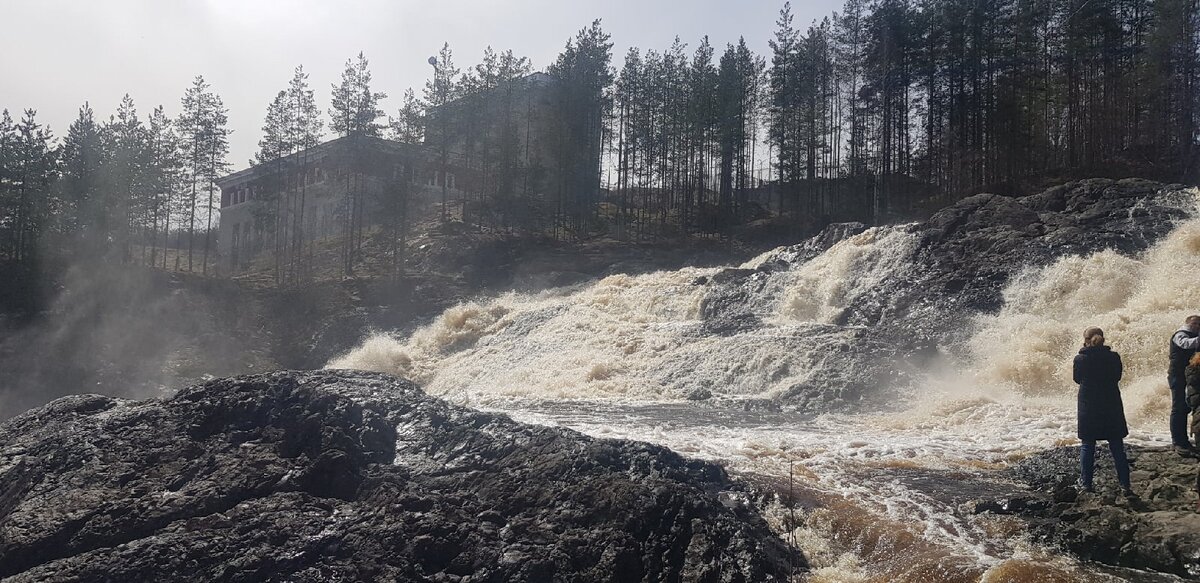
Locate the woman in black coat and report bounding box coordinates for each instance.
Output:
[1073,327,1133,496]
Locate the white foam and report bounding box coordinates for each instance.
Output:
[328,187,1199,580]
[328,226,918,405]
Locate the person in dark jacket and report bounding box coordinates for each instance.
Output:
[1188,353,1200,511]
[1074,327,1133,496]
[1187,354,1200,455]
[1169,315,1200,456]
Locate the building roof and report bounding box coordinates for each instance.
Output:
[216,134,425,187]
[426,71,556,116]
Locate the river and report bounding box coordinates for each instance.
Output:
[330,193,1200,581]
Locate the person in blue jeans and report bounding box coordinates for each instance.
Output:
[1073,327,1134,497]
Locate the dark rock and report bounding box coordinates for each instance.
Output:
[969,495,1048,515]
[999,445,1200,578]
[0,370,802,582]
[695,179,1192,411]
[860,178,1192,350]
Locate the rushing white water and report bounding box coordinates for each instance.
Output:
[328,226,919,404]
[329,190,1199,582]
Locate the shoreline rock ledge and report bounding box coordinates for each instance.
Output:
[0,370,801,582]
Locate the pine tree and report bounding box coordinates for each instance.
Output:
[329,54,384,275]
[389,88,425,144]
[9,110,56,264]
[58,103,104,250]
[145,105,180,269]
[105,94,148,263]
[862,0,918,219]
[0,110,17,260]
[482,49,532,230]
[284,65,323,282]
[717,42,742,222]
[834,0,871,178]
[177,75,230,274]
[614,48,643,238]
[257,91,291,166]
[329,52,387,137]
[256,89,290,280]
[200,90,230,275]
[547,19,613,236]
[769,2,803,190]
[687,37,718,232]
[424,42,462,223]
[715,38,764,226]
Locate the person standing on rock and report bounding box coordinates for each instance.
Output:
[1074,327,1135,496]
[1187,353,1200,450]
[1169,315,1200,456]
[1189,354,1200,512]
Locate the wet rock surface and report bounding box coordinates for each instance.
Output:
[697,178,1193,411]
[851,178,1192,347]
[979,445,1200,578]
[0,370,801,582]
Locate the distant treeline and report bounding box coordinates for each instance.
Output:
[604,0,1200,235]
[359,0,1200,238]
[0,80,229,278]
[1,0,1197,302]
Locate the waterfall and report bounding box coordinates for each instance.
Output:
[327,187,1200,582]
[328,226,919,406]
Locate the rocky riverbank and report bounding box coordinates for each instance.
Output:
[973,445,1200,578]
[0,370,801,582]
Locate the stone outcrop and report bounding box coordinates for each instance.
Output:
[861,178,1193,348]
[0,370,801,582]
[974,445,1200,578]
[697,178,1193,410]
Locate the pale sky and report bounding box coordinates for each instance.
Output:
[1,0,841,170]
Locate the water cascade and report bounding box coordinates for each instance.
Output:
[330,187,1200,581]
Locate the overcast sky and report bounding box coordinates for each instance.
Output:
[1,0,841,169]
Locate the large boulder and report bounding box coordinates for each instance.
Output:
[0,370,800,582]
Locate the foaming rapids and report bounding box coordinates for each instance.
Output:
[329,226,917,404]
[328,190,1198,582]
[964,213,1200,431]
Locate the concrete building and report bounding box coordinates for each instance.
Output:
[423,71,561,229]
[215,72,571,274]
[215,135,448,272]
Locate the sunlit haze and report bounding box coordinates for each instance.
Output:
[0,0,840,167]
